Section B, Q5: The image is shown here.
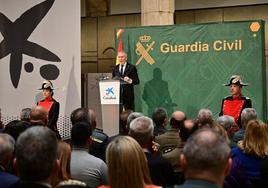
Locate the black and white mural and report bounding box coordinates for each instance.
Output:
[0,0,81,136]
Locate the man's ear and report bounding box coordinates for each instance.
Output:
[224,158,232,176]
[180,153,187,171]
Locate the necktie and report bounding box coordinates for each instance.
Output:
[120,65,123,77]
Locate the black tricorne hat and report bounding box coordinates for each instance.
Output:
[38,80,55,90]
[224,75,249,87]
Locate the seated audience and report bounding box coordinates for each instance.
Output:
[155,110,185,183]
[20,108,32,122]
[231,108,257,148]
[217,115,237,138]
[119,109,133,135]
[152,107,168,136]
[3,120,28,141]
[30,106,48,126]
[175,128,231,188]
[129,116,176,187]
[52,140,88,188]
[225,120,268,188]
[70,108,109,161]
[99,136,161,188]
[196,108,216,128]
[70,122,108,188]
[0,133,19,188]
[14,126,58,188]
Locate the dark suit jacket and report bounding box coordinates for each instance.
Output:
[0,172,19,188]
[112,63,139,110]
[145,152,176,187]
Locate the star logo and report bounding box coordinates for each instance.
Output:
[0,0,61,88]
[106,87,114,95]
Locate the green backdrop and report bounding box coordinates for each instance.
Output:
[115,20,267,120]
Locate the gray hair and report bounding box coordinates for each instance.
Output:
[129,116,154,146]
[20,108,31,122]
[16,126,58,181]
[197,109,214,127]
[183,128,230,175]
[241,108,257,128]
[217,115,235,131]
[0,133,15,164]
[127,112,144,126]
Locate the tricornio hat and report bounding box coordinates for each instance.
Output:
[224,75,249,87]
[39,80,55,90]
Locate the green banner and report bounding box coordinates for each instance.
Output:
[115,20,267,120]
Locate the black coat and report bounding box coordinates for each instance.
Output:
[112,63,139,110]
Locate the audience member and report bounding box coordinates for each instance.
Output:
[52,140,87,188]
[217,115,237,138]
[129,116,176,187]
[196,108,215,128]
[3,120,28,141]
[14,126,58,188]
[119,109,133,135]
[231,108,257,148]
[70,108,109,161]
[155,110,185,181]
[152,107,168,136]
[20,108,31,122]
[99,136,161,188]
[127,112,143,128]
[70,122,108,188]
[30,106,48,126]
[175,128,231,188]
[225,120,268,188]
[0,133,19,188]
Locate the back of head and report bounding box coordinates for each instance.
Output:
[88,108,97,129]
[52,140,72,186]
[30,106,48,126]
[241,108,257,128]
[3,120,28,141]
[0,133,15,168]
[16,126,58,181]
[170,110,186,129]
[127,112,144,132]
[179,119,198,142]
[70,108,90,126]
[183,128,230,176]
[106,136,151,188]
[197,109,214,128]
[242,120,268,157]
[217,115,235,131]
[71,122,92,147]
[20,108,32,122]
[152,107,168,127]
[129,116,154,147]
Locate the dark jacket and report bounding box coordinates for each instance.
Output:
[112,63,139,110]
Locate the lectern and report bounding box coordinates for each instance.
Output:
[99,79,120,136]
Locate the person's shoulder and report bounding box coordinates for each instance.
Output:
[92,129,109,143]
[223,95,232,100]
[241,96,251,101]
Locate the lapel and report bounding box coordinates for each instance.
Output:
[123,63,129,77]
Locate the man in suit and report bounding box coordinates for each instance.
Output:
[14,126,59,188]
[112,51,140,111]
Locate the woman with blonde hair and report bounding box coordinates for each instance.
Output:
[52,141,88,188]
[99,136,161,188]
[225,120,268,188]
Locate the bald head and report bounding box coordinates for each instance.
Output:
[170,111,186,128]
[30,106,48,126]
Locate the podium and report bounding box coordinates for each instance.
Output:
[99,79,120,136]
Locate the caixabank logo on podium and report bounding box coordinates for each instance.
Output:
[99,81,120,105]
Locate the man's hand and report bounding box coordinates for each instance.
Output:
[123,76,132,84]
